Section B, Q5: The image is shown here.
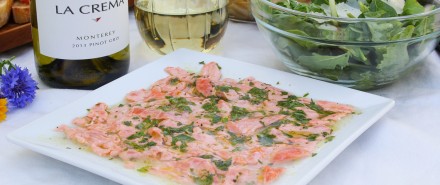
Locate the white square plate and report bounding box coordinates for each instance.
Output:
[7,49,394,185]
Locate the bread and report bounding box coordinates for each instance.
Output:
[0,0,13,28]
[12,1,29,24]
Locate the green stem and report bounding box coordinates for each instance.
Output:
[329,0,338,17]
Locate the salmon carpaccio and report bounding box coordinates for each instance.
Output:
[58,62,355,185]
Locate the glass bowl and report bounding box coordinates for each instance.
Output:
[251,0,440,90]
[228,0,255,22]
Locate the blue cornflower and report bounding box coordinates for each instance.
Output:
[0,65,38,109]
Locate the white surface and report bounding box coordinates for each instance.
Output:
[6,49,394,185]
[0,9,440,185]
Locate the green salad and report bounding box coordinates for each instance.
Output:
[260,0,438,89]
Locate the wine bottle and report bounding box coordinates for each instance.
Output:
[31,0,130,89]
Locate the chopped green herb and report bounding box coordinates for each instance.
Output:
[193,172,214,185]
[307,100,334,116]
[230,106,250,121]
[118,104,124,107]
[228,132,248,146]
[161,123,194,135]
[213,158,232,171]
[214,126,225,132]
[199,61,206,65]
[277,95,304,110]
[307,134,320,141]
[123,121,132,126]
[325,136,336,142]
[257,133,276,146]
[247,87,268,104]
[169,78,180,85]
[137,166,151,173]
[171,134,195,152]
[199,155,214,159]
[125,141,156,151]
[292,110,310,124]
[159,96,195,113]
[202,98,220,113]
[215,86,240,92]
[127,131,146,140]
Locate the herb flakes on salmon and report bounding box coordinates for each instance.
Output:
[58,62,355,185]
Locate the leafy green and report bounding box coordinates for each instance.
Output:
[298,53,350,71]
[402,0,425,15]
[366,0,397,17]
[262,0,437,90]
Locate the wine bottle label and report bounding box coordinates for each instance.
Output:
[35,0,129,59]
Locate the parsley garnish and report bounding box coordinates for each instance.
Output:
[247,87,268,104]
[215,86,240,92]
[159,96,195,113]
[228,132,248,146]
[171,134,195,152]
[213,159,232,171]
[230,106,249,121]
[137,166,151,173]
[193,172,214,185]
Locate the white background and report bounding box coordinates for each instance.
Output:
[0,9,440,185]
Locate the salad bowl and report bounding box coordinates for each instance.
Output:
[252,0,440,90]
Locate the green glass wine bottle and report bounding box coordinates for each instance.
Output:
[31,0,130,89]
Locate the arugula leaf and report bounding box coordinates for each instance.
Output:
[402,0,425,15]
[377,25,414,70]
[297,53,350,71]
[367,0,398,17]
[414,17,434,37]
